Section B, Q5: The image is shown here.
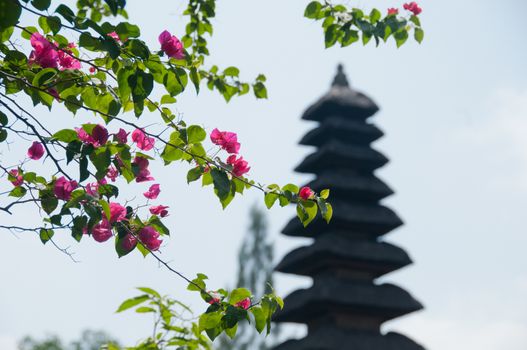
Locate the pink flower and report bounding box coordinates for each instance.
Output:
[76,124,108,147]
[53,176,78,200]
[131,128,155,151]
[28,32,58,68]
[109,202,127,223]
[8,169,23,187]
[27,141,45,160]
[387,8,399,15]
[207,291,222,305]
[89,66,96,73]
[235,297,251,310]
[107,31,120,42]
[106,166,119,182]
[143,184,160,199]
[92,218,113,242]
[114,128,129,144]
[149,205,169,217]
[210,128,240,154]
[226,155,250,177]
[121,233,137,251]
[57,48,81,70]
[299,186,314,200]
[86,182,99,197]
[403,2,422,15]
[133,156,155,183]
[158,30,185,59]
[138,226,162,251]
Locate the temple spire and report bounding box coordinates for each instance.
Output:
[331,63,349,87]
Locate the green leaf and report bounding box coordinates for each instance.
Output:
[41,192,58,214]
[52,129,78,143]
[199,312,222,331]
[39,229,54,244]
[136,287,161,299]
[116,295,149,313]
[369,8,381,24]
[253,82,267,99]
[223,66,239,77]
[394,29,408,48]
[304,1,322,19]
[21,26,38,40]
[320,189,330,199]
[224,324,238,339]
[0,111,7,126]
[160,94,176,104]
[229,287,251,305]
[187,167,202,183]
[99,199,111,221]
[414,27,424,44]
[187,273,207,291]
[211,169,230,200]
[115,22,140,40]
[264,192,279,209]
[32,0,51,11]
[189,67,200,93]
[0,0,22,31]
[409,15,421,27]
[9,186,27,198]
[341,29,359,47]
[187,125,206,144]
[129,69,154,103]
[325,24,339,48]
[128,39,150,59]
[323,202,333,223]
[0,26,14,42]
[0,129,7,142]
[250,306,266,333]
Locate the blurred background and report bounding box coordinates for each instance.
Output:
[1,0,526,349]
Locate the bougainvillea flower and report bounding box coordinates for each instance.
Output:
[149,205,169,217]
[207,291,222,304]
[106,167,119,182]
[299,186,315,200]
[27,141,45,160]
[133,156,155,182]
[8,169,23,187]
[121,233,137,251]
[226,155,250,177]
[387,8,399,15]
[107,31,120,42]
[86,182,99,197]
[89,66,96,73]
[210,128,240,154]
[143,184,161,199]
[158,30,185,59]
[57,49,81,70]
[139,226,162,251]
[28,32,58,68]
[76,124,109,147]
[92,218,113,242]
[114,128,129,144]
[53,176,78,200]
[403,2,422,15]
[109,202,127,223]
[131,128,155,151]
[235,297,251,310]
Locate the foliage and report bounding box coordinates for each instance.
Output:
[0,0,423,347]
[217,205,279,350]
[18,330,119,350]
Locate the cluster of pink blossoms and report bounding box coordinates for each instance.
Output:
[210,128,250,177]
[403,2,422,15]
[29,33,80,70]
[299,186,314,201]
[158,30,185,59]
[206,292,251,310]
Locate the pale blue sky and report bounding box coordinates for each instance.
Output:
[1,1,526,349]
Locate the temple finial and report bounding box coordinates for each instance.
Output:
[332,63,349,87]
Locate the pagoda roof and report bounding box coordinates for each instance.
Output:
[302,65,379,122]
[273,277,423,325]
[300,116,384,147]
[282,200,403,238]
[275,234,412,277]
[272,328,425,350]
[295,140,388,174]
[307,171,394,202]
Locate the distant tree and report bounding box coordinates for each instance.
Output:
[217,205,279,350]
[19,330,119,350]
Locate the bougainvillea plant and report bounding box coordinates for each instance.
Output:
[0,0,422,347]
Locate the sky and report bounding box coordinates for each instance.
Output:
[1,0,527,349]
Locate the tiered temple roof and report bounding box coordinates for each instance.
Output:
[273,65,424,350]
